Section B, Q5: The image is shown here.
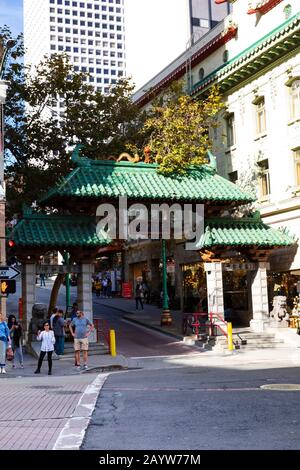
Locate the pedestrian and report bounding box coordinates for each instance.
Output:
[34,321,55,375]
[7,314,24,369]
[102,277,108,298]
[49,307,58,329]
[39,272,46,287]
[69,311,94,370]
[70,302,78,321]
[0,313,12,374]
[107,278,112,298]
[94,278,102,297]
[135,282,144,310]
[53,309,65,357]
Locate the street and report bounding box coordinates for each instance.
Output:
[82,365,300,450]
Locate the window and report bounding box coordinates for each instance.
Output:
[228,171,238,184]
[225,113,235,147]
[258,159,270,197]
[290,80,300,120]
[254,97,266,134]
[294,149,300,186]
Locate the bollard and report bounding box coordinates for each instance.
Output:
[109,329,116,357]
[227,322,234,351]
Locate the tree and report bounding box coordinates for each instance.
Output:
[1,27,145,217]
[143,84,224,174]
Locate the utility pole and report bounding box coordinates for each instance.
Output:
[0,39,15,319]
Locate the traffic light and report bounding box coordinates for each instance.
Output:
[0,280,16,295]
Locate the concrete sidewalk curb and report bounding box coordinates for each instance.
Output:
[96,301,183,341]
[52,373,109,450]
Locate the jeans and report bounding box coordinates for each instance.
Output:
[12,346,23,365]
[54,336,65,355]
[37,351,53,372]
[135,297,144,310]
[0,340,6,367]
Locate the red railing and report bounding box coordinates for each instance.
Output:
[94,319,110,349]
[182,312,228,338]
[209,313,228,337]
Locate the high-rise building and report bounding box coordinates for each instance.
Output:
[24,0,126,96]
[189,0,232,42]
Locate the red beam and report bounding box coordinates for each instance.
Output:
[247,0,284,15]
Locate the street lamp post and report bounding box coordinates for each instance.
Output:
[160,239,172,326]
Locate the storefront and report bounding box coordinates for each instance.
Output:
[268,270,300,312]
[182,263,206,312]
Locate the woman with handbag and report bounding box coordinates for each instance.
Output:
[0,312,12,374]
[8,315,24,369]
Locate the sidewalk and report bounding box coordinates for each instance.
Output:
[0,348,128,450]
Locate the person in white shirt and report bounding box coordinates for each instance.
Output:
[34,322,56,375]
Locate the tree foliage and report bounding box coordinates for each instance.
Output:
[1,26,145,217]
[143,84,224,174]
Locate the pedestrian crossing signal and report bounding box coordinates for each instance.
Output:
[0,280,16,295]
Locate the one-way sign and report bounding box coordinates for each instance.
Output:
[0,266,21,280]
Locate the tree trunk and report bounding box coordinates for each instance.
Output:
[48,273,64,316]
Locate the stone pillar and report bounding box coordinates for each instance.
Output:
[77,263,96,343]
[21,263,36,343]
[250,262,270,332]
[204,262,224,317]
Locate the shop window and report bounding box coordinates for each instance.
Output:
[182,263,206,313]
[258,159,270,197]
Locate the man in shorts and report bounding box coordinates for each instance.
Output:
[69,311,94,370]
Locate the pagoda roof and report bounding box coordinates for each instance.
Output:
[197,216,295,249]
[41,153,255,206]
[12,213,109,248]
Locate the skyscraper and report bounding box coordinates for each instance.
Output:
[24,0,126,96]
[189,0,232,43]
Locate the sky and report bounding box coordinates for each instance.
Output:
[0,0,191,90]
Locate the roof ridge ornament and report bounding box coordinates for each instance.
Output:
[71,143,91,167]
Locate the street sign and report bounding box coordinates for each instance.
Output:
[0,265,20,280]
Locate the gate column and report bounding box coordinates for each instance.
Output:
[250,262,270,332]
[204,262,224,318]
[77,263,96,343]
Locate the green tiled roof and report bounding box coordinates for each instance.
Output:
[197,217,295,249]
[12,214,109,247]
[41,157,254,205]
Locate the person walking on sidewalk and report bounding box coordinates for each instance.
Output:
[69,311,94,370]
[0,313,12,374]
[53,309,65,357]
[135,282,144,310]
[35,321,55,375]
[8,314,24,369]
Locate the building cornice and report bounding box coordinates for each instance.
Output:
[134,24,237,107]
[191,12,300,97]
